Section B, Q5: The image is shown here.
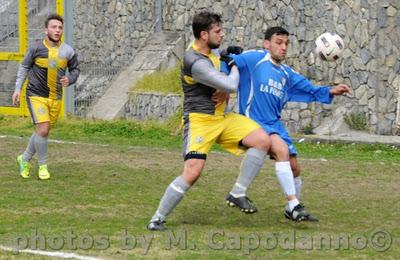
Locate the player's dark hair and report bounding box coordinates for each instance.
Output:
[264,26,289,40]
[192,11,222,39]
[45,14,64,28]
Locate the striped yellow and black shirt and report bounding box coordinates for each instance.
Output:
[15,39,79,100]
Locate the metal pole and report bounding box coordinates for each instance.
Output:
[154,0,162,32]
[64,0,74,115]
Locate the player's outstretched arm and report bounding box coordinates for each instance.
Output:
[329,84,352,96]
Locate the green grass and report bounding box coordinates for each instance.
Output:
[0,115,182,149]
[0,116,399,258]
[130,65,182,95]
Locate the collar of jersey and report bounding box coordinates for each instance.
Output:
[191,42,215,58]
[43,39,61,49]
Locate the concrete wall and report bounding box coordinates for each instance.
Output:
[70,0,399,134]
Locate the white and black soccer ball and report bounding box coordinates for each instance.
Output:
[314,32,345,61]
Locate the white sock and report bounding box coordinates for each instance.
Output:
[288,199,300,212]
[294,176,302,200]
[275,161,296,197]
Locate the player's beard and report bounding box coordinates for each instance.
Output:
[271,54,285,64]
[207,41,220,50]
[47,34,60,44]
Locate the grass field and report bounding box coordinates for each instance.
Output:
[0,116,399,259]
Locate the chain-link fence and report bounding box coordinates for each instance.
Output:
[73,59,128,117]
[0,0,56,108]
[0,0,18,52]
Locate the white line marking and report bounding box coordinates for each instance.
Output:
[0,245,103,260]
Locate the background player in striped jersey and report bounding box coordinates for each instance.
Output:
[12,14,79,180]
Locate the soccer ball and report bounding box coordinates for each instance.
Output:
[314,32,345,61]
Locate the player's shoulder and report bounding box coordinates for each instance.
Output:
[59,42,76,59]
[27,40,43,51]
[281,63,300,75]
[241,49,268,57]
[184,47,202,65]
[61,42,74,51]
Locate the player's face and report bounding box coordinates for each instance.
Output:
[204,23,224,49]
[45,19,63,43]
[264,34,289,63]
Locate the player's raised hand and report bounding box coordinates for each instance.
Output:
[330,84,352,96]
[226,46,243,55]
[12,90,21,106]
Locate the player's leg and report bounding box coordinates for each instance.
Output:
[17,132,35,178]
[35,121,51,180]
[290,155,302,200]
[288,154,318,221]
[17,96,49,178]
[220,114,270,213]
[269,134,300,212]
[148,158,205,231]
[35,98,61,180]
[272,130,318,222]
[147,113,219,230]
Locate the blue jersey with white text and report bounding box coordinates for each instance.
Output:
[227,51,334,125]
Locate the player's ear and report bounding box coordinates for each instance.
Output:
[200,30,208,41]
[263,40,270,50]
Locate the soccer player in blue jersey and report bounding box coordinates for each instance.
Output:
[222,27,351,221]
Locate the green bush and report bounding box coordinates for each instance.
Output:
[344,112,368,131]
[300,123,314,135]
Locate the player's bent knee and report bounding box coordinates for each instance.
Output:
[258,134,271,151]
[272,145,289,161]
[182,158,205,185]
[243,128,271,151]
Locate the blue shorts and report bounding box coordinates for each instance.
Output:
[261,120,297,156]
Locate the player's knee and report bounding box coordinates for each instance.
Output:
[272,145,289,161]
[36,129,49,137]
[254,132,271,151]
[182,161,203,185]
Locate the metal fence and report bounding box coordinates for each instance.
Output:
[0,0,62,116]
[73,59,126,117]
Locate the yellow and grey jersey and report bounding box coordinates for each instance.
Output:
[182,43,239,115]
[15,39,80,100]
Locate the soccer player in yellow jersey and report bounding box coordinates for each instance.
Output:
[12,14,79,180]
[147,11,271,230]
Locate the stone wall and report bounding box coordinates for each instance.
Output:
[74,0,399,134]
[74,0,157,66]
[125,92,181,121]
[161,0,399,135]
[73,0,159,115]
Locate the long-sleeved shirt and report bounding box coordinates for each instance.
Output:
[15,39,79,100]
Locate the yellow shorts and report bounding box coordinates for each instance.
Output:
[27,96,62,127]
[182,112,261,160]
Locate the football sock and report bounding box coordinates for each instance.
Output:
[288,198,300,212]
[294,176,302,200]
[275,161,296,198]
[34,135,48,166]
[230,148,267,197]
[22,133,36,161]
[150,176,191,222]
